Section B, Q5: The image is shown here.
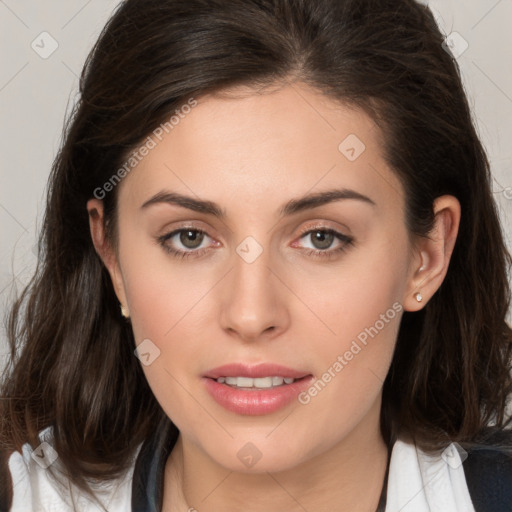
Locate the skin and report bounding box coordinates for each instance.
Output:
[88,80,460,512]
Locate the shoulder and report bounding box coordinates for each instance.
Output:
[2,426,142,511]
[387,433,512,512]
[461,428,512,512]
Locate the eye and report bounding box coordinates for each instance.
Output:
[294,226,354,259]
[157,227,214,259]
[156,225,354,261]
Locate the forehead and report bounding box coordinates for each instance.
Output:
[117,82,404,216]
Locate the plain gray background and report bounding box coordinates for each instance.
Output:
[1,0,511,370]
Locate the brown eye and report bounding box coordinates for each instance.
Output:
[158,228,213,259]
[179,229,205,249]
[295,227,354,260]
[309,230,335,250]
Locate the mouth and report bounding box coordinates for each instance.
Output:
[202,363,314,415]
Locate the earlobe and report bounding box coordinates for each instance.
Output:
[403,195,461,312]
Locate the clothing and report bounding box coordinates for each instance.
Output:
[6,423,477,512]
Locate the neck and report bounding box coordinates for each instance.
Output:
[163,398,389,512]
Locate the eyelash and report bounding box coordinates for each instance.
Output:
[156,225,354,261]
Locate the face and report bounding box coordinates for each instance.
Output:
[92,81,423,472]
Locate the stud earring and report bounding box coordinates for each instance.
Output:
[120,303,130,318]
[415,293,423,303]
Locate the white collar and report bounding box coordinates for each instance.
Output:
[386,438,475,511]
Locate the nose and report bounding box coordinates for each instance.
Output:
[219,246,289,342]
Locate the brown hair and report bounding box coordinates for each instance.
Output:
[2,0,511,508]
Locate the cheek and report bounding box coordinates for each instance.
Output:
[118,235,218,415]
[121,229,213,341]
[287,235,407,424]
[124,263,209,428]
[293,236,407,350]
[289,274,402,456]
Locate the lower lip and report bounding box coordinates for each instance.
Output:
[202,376,314,415]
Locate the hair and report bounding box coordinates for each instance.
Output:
[1,0,512,509]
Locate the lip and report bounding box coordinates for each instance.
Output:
[203,362,310,379]
[202,362,314,415]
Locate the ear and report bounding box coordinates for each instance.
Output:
[402,195,461,312]
[87,198,129,315]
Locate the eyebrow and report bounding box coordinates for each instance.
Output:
[140,188,376,218]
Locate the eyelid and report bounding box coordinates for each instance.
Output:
[157,219,211,235]
[295,219,353,238]
[292,220,352,245]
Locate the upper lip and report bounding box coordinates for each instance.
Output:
[203,363,311,379]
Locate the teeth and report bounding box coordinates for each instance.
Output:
[216,376,297,388]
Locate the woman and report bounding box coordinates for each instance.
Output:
[1,0,511,511]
